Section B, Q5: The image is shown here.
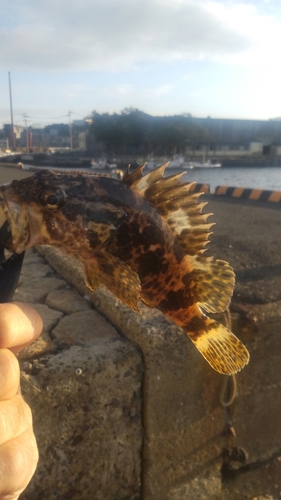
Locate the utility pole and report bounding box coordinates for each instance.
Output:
[68,111,73,150]
[23,113,30,153]
[8,72,16,151]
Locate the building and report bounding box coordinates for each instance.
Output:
[193,117,281,156]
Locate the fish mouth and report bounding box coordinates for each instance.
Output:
[0,200,29,257]
[0,219,13,264]
[0,205,27,303]
[0,202,12,260]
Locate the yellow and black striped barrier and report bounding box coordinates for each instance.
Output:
[189,183,210,194]
[215,186,281,203]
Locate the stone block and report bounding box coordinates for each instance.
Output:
[52,309,120,347]
[27,303,64,332]
[20,339,143,500]
[14,276,67,303]
[18,330,53,359]
[46,289,92,314]
[20,263,55,280]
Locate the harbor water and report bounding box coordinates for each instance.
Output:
[1,164,281,194]
[50,165,281,193]
[179,166,281,193]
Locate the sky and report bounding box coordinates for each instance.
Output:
[0,0,281,128]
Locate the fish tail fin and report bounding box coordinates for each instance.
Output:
[188,317,250,375]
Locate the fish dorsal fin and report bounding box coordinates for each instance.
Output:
[122,163,146,187]
[122,163,213,255]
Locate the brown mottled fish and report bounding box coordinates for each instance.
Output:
[0,164,249,374]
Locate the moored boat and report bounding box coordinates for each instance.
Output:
[189,159,221,169]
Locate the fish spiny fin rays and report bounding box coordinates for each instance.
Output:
[189,317,250,375]
[123,163,214,256]
[122,163,146,187]
[127,163,170,191]
[84,251,141,312]
[188,255,235,313]
[166,203,214,256]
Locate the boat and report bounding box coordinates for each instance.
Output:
[107,161,118,170]
[91,157,120,170]
[189,159,221,169]
[168,155,186,168]
[146,154,186,170]
[20,153,95,169]
[91,158,107,170]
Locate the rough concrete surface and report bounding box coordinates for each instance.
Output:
[21,341,142,500]
[37,195,281,500]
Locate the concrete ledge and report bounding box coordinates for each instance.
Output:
[215,185,281,202]
[37,245,227,499]
[37,224,281,499]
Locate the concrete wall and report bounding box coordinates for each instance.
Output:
[35,224,281,500]
[16,192,281,499]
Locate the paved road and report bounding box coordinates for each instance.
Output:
[1,165,280,303]
[0,165,34,183]
[205,195,281,303]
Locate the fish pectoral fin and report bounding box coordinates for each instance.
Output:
[188,317,249,375]
[84,269,101,291]
[188,255,235,313]
[84,252,141,312]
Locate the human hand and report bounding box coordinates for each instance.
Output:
[0,302,43,499]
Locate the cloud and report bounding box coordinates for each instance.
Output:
[110,84,135,97]
[0,0,253,71]
[205,2,281,66]
[102,83,173,99]
[62,84,88,100]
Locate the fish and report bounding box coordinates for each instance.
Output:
[0,164,249,374]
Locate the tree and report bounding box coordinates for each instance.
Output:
[89,110,210,155]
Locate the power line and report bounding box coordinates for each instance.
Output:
[71,111,90,118]
[27,114,69,120]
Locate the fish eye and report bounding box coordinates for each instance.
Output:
[46,194,58,205]
[39,190,66,209]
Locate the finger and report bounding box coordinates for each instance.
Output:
[0,427,38,499]
[0,350,20,400]
[0,302,43,350]
[0,395,33,447]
